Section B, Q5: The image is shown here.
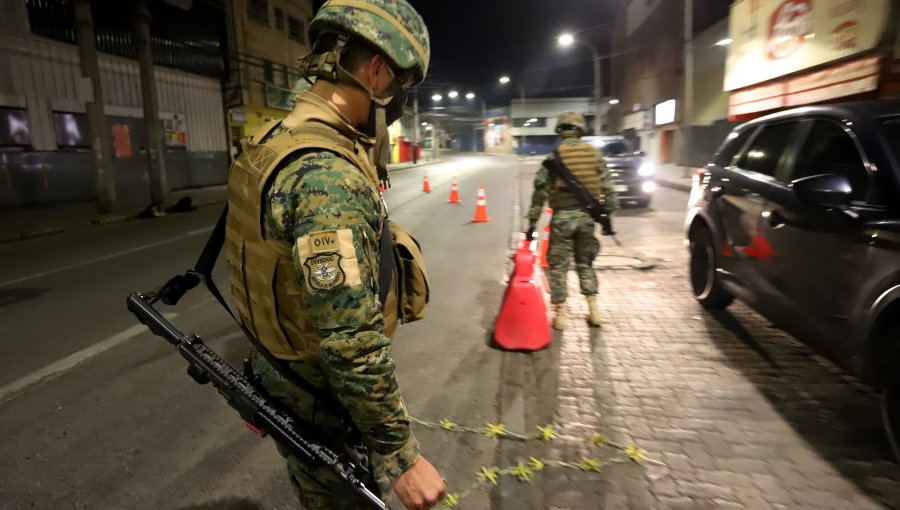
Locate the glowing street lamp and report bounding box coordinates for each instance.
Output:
[465,92,475,99]
[609,99,620,105]
[448,91,459,99]
[432,94,442,101]
[558,31,602,132]
[498,76,510,84]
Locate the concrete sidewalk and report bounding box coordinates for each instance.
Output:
[655,164,694,192]
[0,158,444,244]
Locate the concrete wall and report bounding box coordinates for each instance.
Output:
[0,27,229,207]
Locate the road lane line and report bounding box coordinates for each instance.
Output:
[0,227,213,287]
[0,297,217,403]
[0,323,151,403]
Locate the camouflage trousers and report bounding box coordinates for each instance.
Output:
[247,350,389,509]
[546,209,600,304]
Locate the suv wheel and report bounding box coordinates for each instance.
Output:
[880,320,900,463]
[689,226,733,309]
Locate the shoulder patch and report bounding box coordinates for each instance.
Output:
[296,228,363,293]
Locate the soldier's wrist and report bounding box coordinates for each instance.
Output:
[381,435,421,481]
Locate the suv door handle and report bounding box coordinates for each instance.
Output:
[766,210,784,227]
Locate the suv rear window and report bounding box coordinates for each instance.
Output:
[737,122,799,176]
[713,128,752,167]
[792,121,870,202]
[882,118,900,167]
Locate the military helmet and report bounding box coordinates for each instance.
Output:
[556,111,586,133]
[309,0,431,84]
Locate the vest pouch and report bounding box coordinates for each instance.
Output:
[389,223,429,323]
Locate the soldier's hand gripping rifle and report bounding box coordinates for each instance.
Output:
[543,152,617,237]
[125,206,387,510]
[126,292,386,510]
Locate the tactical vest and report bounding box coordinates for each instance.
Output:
[225,120,400,361]
[549,141,604,210]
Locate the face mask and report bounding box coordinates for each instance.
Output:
[361,67,408,137]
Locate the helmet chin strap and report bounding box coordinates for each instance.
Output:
[334,65,394,188]
[373,106,390,188]
[298,33,395,188]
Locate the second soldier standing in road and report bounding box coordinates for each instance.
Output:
[526,111,618,330]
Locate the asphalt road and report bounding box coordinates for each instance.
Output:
[0,154,694,509]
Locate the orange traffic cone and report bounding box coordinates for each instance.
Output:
[471,186,490,222]
[422,173,432,193]
[493,241,551,351]
[447,177,461,203]
[539,208,552,268]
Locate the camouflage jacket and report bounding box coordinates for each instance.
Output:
[526,137,618,223]
[263,91,418,480]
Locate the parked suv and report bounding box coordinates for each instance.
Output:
[685,100,900,459]
[583,135,657,207]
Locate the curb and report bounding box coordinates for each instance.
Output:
[0,191,227,246]
[656,179,692,193]
[387,159,443,173]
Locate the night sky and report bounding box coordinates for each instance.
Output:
[313,0,619,108]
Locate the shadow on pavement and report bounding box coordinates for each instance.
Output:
[0,287,49,307]
[703,307,900,506]
[174,497,266,510]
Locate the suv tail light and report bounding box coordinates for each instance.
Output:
[693,168,706,188]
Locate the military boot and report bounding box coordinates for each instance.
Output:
[552,303,568,331]
[587,296,603,327]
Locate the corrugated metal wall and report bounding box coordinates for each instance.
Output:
[0,29,227,153]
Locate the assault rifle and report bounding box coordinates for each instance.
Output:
[544,151,616,237]
[126,291,387,510]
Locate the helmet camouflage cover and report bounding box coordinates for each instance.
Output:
[309,0,431,84]
[556,111,586,133]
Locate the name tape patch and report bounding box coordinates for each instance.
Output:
[310,230,339,254]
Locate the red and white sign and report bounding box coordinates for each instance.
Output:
[767,0,813,60]
[728,55,881,118]
[726,0,889,91]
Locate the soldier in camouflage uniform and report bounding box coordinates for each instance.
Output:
[224,1,445,509]
[526,111,617,330]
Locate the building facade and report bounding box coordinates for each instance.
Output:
[0,0,229,208]
[726,0,899,120]
[610,0,731,167]
[224,0,313,155]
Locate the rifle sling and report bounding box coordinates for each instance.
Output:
[548,149,599,213]
[189,196,394,430]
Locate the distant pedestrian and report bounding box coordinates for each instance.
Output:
[525,111,618,330]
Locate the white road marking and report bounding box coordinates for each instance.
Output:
[0,227,213,288]
[0,297,217,403]
[0,323,152,403]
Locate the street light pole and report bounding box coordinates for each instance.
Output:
[683,0,694,176]
[413,90,420,163]
[560,33,603,134]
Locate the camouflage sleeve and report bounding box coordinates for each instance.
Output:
[597,153,619,212]
[526,165,551,223]
[265,151,420,480]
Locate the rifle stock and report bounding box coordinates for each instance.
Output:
[125,292,387,510]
